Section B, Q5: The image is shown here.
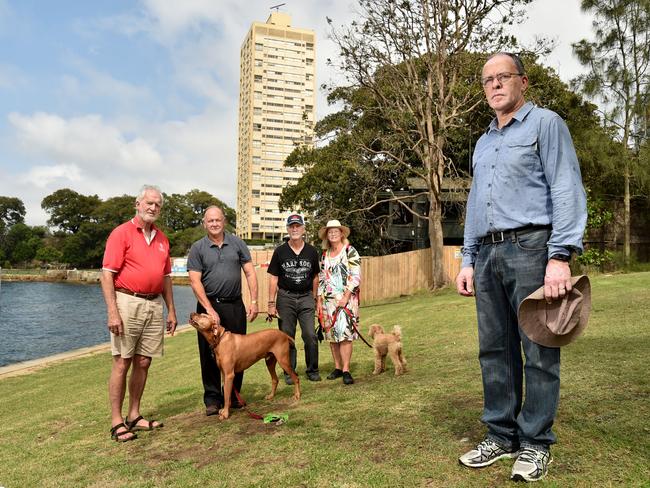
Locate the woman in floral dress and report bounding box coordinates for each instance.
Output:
[316,219,361,385]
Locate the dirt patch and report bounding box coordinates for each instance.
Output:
[137,408,293,469]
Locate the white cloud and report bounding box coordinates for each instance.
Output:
[4,109,236,225]
[20,164,81,188]
[2,0,594,230]
[8,112,163,170]
[142,0,225,39]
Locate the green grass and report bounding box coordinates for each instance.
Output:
[1,273,649,487]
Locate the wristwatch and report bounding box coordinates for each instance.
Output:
[549,253,571,262]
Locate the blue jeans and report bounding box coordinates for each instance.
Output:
[474,228,560,450]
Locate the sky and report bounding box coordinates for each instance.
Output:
[0,0,595,227]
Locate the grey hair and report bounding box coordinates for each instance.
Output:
[203,205,226,221]
[486,52,526,74]
[136,184,164,206]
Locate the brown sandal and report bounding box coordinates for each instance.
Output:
[125,415,164,432]
[110,422,137,442]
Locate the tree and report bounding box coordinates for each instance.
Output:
[41,189,101,233]
[35,246,64,265]
[0,196,26,229]
[0,196,27,259]
[280,86,418,255]
[283,51,618,258]
[185,189,236,229]
[92,195,136,229]
[572,0,650,264]
[160,190,236,234]
[326,0,532,287]
[2,223,45,266]
[168,226,206,257]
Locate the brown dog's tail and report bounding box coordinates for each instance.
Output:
[391,325,402,340]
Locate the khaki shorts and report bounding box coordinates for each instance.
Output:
[111,292,164,358]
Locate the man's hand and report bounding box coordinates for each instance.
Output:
[544,259,572,303]
[247,302,259,322]
[268,303,277,317]
[166,310,178,336]
[206,307,220,325]
[107,313,124,336]
[456,267,475,297]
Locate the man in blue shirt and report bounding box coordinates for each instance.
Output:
[456,53,587,482]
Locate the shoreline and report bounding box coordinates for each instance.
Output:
[1,271,191,286]
[0,324,193,379]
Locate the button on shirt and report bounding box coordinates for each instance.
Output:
[461,102,587,267]
[102,218,171,294]
[186,233,252,298]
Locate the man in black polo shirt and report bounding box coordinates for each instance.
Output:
[187,206,259,416]
[268,214,321,383]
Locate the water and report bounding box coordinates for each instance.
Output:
[0,282,198,367]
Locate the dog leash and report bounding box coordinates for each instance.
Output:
[316,312,325,342]
[233,388,264,420]
[330,306,372,349]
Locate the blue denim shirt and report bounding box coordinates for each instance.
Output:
[461,102,587,267]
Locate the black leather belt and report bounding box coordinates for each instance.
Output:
[209,295,242,303]
[481,225,552,245]
[280,289,311,296]
[115,287,160,300]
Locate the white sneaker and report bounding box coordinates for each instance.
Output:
[511,446,552,482]
[459,438,519,468]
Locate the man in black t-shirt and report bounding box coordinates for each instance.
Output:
[268,214,321,383]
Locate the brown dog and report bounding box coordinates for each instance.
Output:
[189,312,300,419]
[368,324,407,376]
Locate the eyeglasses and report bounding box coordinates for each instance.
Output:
[481,72,524,87]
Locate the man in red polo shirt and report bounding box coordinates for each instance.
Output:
[101,184,177,442]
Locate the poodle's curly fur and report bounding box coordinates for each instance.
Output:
[368,324,407,376]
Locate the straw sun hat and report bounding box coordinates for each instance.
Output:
[517,275,591,347]
[318,219,351,240]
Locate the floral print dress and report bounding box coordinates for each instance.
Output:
[318,245,361,343]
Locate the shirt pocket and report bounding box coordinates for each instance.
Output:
[505,134,540,175]
[472,138,493,173]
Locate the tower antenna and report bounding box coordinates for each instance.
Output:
[270,3,286,12]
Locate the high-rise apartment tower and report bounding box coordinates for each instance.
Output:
[236,12,316,240]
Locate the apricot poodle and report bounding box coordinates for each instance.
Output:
[368,324,407,376]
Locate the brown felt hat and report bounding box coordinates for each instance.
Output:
[517,275,591,347]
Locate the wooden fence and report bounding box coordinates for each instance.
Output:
[242,246,462,312]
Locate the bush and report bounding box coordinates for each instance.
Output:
[577,248,614,269]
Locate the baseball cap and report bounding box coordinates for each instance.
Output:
[286,214,305,226]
